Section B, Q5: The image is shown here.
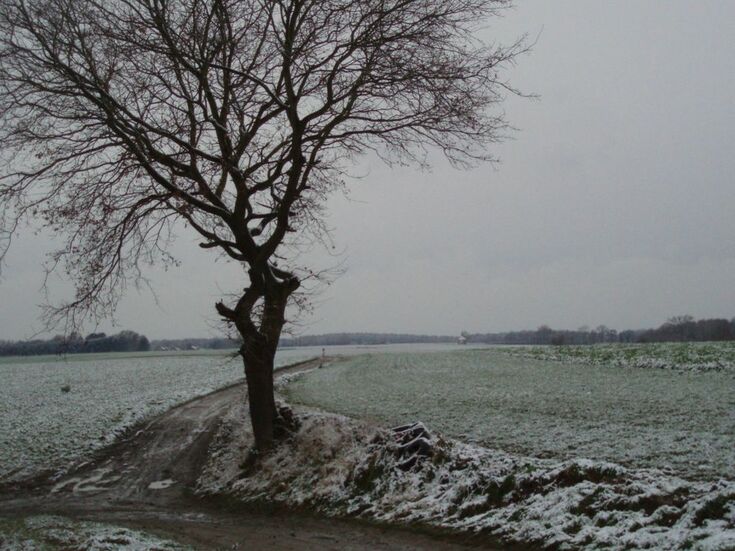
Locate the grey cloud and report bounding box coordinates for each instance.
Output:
[1,0,733,339]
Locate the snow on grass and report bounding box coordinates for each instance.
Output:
[285,349,735,481]
[197,400,735,550]
[0,515,190,550]
[0,350,314,483]
[497,341,735,372]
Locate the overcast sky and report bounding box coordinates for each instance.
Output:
[1,0,734,340]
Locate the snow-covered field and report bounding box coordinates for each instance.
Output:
[497,341,735,372]
[273,346,735,547]
[0,349,314,482]
[285,349,735,481]
[4,343,735,549]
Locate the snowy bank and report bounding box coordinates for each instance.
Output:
[197,400,735,550]
[0,515,188,550]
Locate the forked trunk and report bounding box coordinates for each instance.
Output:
[238,288,293,453]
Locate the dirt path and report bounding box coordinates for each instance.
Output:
[0,357,505,550]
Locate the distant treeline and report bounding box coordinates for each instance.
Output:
[637,316,735,343]
[0,330,150,356]
[151,337,240,351]
[463,316,735,346]
[152,320,735,349]
[4,316,732,357]
[279,332,457,347]
[147,333,454,351]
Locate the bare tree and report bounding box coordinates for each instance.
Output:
[0,0,525,451]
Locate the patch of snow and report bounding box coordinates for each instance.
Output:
[148,478,176,490]
[51,467,119,494]
[0,515,189,550]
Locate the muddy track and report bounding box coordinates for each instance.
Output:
[0,357,504,550]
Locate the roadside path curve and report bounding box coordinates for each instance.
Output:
[0,357,504,550]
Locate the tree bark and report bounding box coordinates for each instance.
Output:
[241,332,278,453]
[238,284,294,453]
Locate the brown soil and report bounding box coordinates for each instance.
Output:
[0,357,509,550]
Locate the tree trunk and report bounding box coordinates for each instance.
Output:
[239,288,293,453]
[241,333,278,453]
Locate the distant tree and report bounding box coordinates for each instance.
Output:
[536,325,552,344]
[696,319,731,341]
[666,315,695,326]
[618,329,638,343]
[138,335,151,352]
[550,333,565,346]
[0,0,525,451]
